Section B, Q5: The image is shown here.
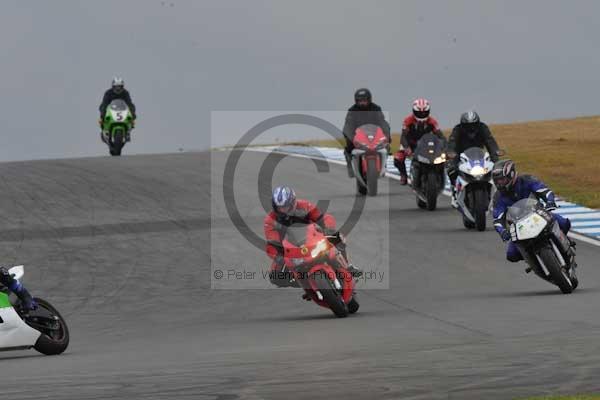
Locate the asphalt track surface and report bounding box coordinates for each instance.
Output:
[0,150,599,399]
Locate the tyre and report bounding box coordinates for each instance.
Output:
[425,171,438,211]
[473,188,488,231]
[538,247,573,294]
[347,296,360,314]
[313,272,348,318]
[366,158,378,196]
[110,132,124,156]
[29,298,70,355]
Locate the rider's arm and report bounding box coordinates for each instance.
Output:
[302,200,336,231]
[492,192,509,237]
[430,118,446,143]
[123,90,136,114]
[526,177,557,207]
[446,126,459,154]
[342,110,355,141]
[263,213,283,259]
[373,106,391,139]
[99,90,110,114]
[400,117,411,148]
[481,123,500,161]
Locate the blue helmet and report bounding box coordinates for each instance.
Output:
[272,186,297,216]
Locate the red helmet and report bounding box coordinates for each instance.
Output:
[412,98,431,121]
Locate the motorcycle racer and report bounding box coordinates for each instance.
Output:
[447,110,501,207]
[491,160,573,263]
[264,186,362,288]
[394,98,445,185]
[342,88,391,178]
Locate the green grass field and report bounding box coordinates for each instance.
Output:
[289,116,600,208]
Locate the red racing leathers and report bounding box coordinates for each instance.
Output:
[264,199,336,286]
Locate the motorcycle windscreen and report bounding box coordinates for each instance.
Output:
[462,147,486,164]
[506,196,540,224]
[109,99,128,111]
[355,124,380,137]
[284,223,311,247]
[414,133,444,161]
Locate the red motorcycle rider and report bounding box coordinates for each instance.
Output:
[264,186,361,289]
[393,98,446,185]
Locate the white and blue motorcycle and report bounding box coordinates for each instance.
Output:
[453,147,495,231]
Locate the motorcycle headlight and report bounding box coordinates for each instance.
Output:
[310,239,329,258]
[433,153,446,164]
[470,166,487,176]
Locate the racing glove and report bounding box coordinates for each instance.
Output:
[545,201,558,211]
[404,147,413,157]
[500,229,511,242]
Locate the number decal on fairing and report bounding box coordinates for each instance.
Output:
[116,112,124,121]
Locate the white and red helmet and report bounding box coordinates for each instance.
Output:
[412,98,431,121]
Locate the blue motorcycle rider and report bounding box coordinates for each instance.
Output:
[491,160,575,263]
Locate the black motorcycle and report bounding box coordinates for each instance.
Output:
[411,133,447,211]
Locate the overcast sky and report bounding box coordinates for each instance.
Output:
[1,0,599,160]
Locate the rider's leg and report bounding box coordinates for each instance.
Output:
[344,139,355,178]
[506,242,524,262]
[393,150,408,184]
[268,261,299,288]
[0,267,36,310]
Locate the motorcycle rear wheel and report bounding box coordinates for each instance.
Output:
[26,298,70,355]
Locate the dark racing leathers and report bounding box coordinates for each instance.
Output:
[342,103,391,172]
[492,175,571,262]
[394,115,446,182]
[0,267,36,310]
[264,199,343,287]
[99,88,137,119]
[447,122,500,186]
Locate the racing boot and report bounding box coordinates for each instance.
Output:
[347,264,363,278]
[399,174,408,185]
[344,150,355,178]
[451,187,459,209]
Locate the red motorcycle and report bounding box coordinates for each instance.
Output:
[351,124,389,196]
[282,223,359,318]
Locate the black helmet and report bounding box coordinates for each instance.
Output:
[492,159,518,193]
[460,110,480,125]
[460,110,480,139]
[354,88,372,106]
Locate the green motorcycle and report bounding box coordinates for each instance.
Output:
[101,99,134,156]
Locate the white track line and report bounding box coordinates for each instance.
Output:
[246,147,600,247]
